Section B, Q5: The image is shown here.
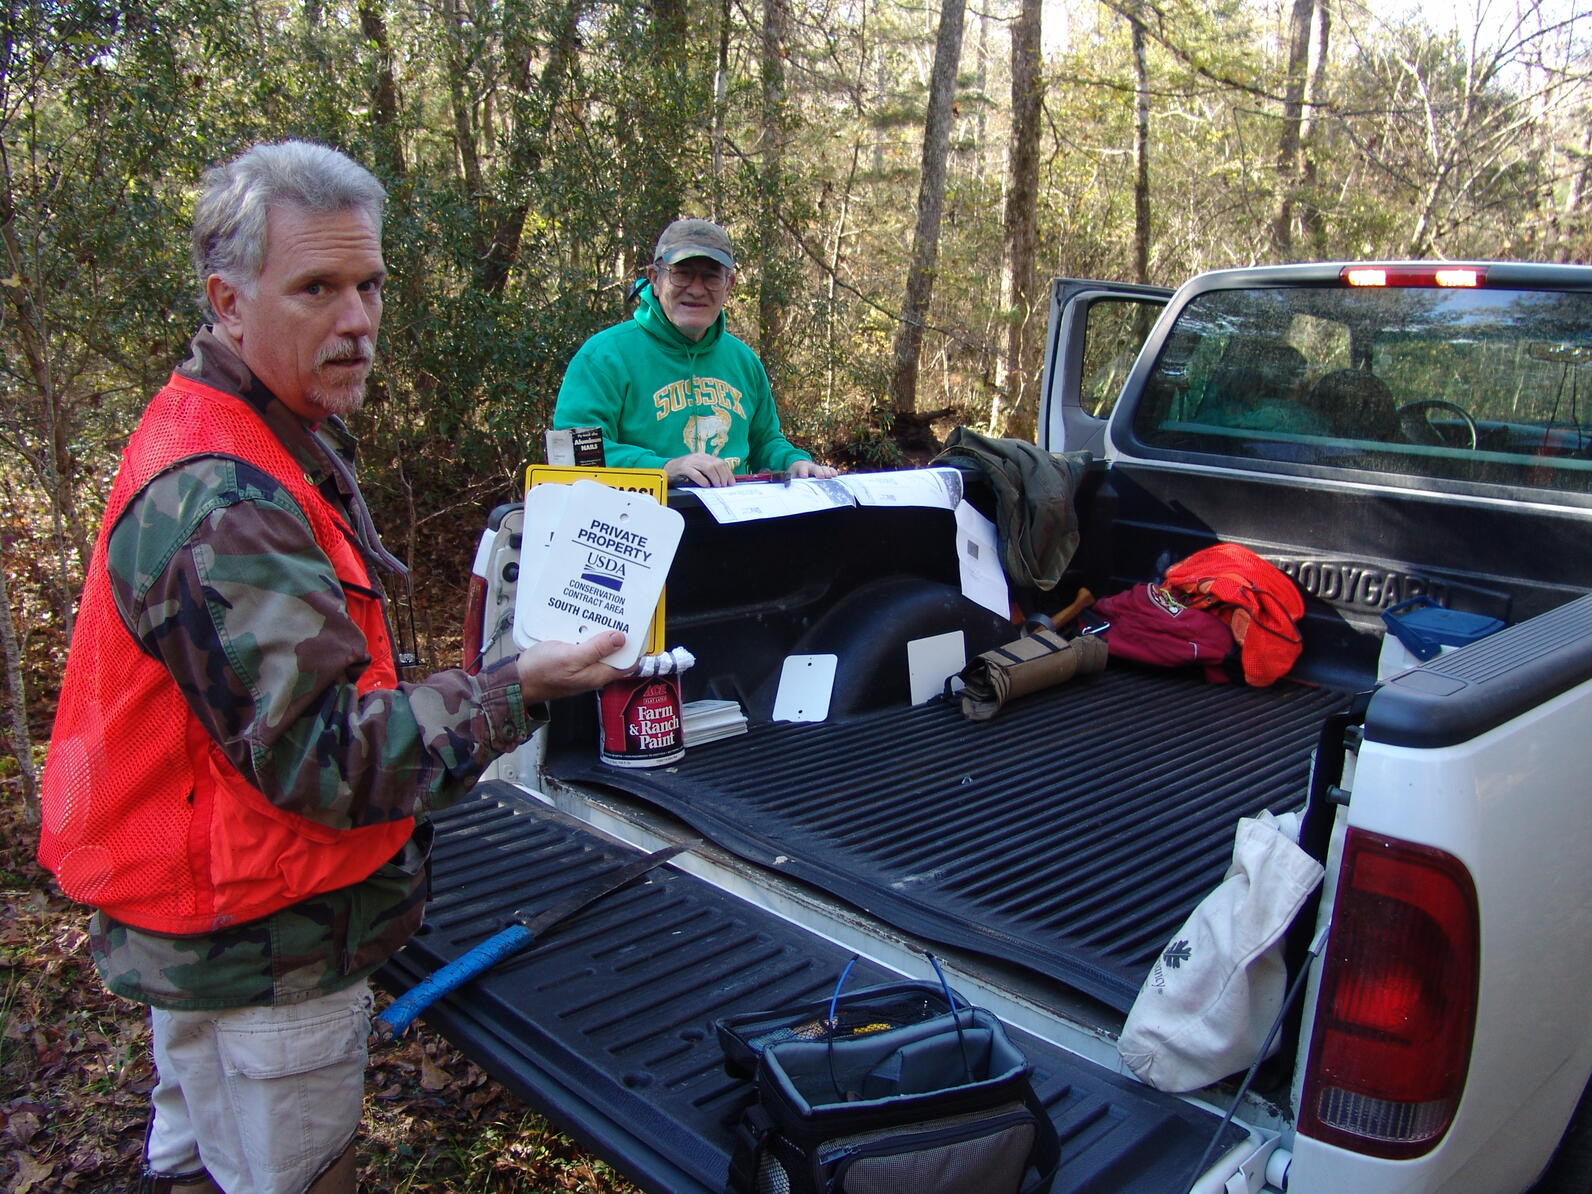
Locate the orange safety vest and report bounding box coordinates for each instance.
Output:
[38,374,414,934]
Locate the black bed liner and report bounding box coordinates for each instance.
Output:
[379,784,1245,1194]
[546,665,1350,1012]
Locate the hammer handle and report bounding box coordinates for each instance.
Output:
[1051,587,1095,627]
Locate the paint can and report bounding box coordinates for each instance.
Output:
[597,672,684,768]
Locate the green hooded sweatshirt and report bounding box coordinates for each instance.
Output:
[553,282,812,475]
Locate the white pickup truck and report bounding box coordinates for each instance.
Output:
[382,260,1592,1194]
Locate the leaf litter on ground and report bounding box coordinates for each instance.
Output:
[1,783,639,1194]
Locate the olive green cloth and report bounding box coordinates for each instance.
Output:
[933,427,1091,593]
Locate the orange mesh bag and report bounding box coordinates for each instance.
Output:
[39,376,410,933]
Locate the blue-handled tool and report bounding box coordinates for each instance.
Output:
[375,840,694,1039]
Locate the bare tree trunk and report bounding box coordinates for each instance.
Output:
[975,8,990,180]
[1131,8,1151,284]
[358,0,406,181]
[443,0,482,198]
[0,551,40,826]
[475,0,587,298]
[888,0,967,418]
[994,0,1043,439]
[634,0,688,248]
[1272,0,1315,254]
[712,0,731,205]
[758,0,791,371]
[826,144,861,412]
[0,142,84,637]
[1299,1,1330,253]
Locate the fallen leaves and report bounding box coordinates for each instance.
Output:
[5,1105,44,1146]
[1,786,639,1194]
[8,1154,52,1194]
[419,1048,453,1092]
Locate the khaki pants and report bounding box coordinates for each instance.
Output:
[145,980,371,1194]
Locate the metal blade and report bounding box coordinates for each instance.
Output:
[516,840,696,942]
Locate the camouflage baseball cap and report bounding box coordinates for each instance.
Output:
[653,218,735,270]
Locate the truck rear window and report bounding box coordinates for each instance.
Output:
[1128,285,1592,499]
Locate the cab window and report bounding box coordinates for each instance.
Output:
[1129,284,1592,499]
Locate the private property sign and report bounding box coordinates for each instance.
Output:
[514,476,682,669]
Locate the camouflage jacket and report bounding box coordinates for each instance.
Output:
[89,328,540,1010]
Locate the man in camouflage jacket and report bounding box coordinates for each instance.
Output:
[39,142,626,1194]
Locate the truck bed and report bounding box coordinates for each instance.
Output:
[544,664,1350,1012]
[379,786,1247,1194]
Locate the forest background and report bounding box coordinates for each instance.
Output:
[5,0,1592,783]
[1,0,1590,1187]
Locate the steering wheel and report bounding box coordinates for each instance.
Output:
[1397,399,1479,450]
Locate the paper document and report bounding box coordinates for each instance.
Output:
[689,468,966,524]
[688,478,853,524]
[839,468,963,510]
[681,699,749,746]
[954,500,1010,619]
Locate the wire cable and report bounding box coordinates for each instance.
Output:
[1183,924,1330,1193]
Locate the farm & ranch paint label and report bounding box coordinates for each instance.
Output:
[598,673,684,768]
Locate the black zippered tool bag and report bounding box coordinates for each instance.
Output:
[717,969,1061,1194]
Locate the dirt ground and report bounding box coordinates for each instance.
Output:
[0,786,639,1194]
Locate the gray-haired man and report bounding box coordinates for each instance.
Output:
[39,140,625,1193]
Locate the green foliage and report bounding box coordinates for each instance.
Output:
[0,6,1587,1178]
[3,0,1589,740]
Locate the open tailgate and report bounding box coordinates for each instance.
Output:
[380,782,1244,1194]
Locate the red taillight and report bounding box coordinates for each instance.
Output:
[1341,265,1485,288]
[1299,829,1479,1159]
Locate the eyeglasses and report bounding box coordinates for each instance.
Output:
[655,262,731,294]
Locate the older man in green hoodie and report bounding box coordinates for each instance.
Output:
[553,218,837,487]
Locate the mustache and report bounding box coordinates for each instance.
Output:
[314,337,375,368]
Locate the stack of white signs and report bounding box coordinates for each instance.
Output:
[514,479,684,669]
[680,699,748,746]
